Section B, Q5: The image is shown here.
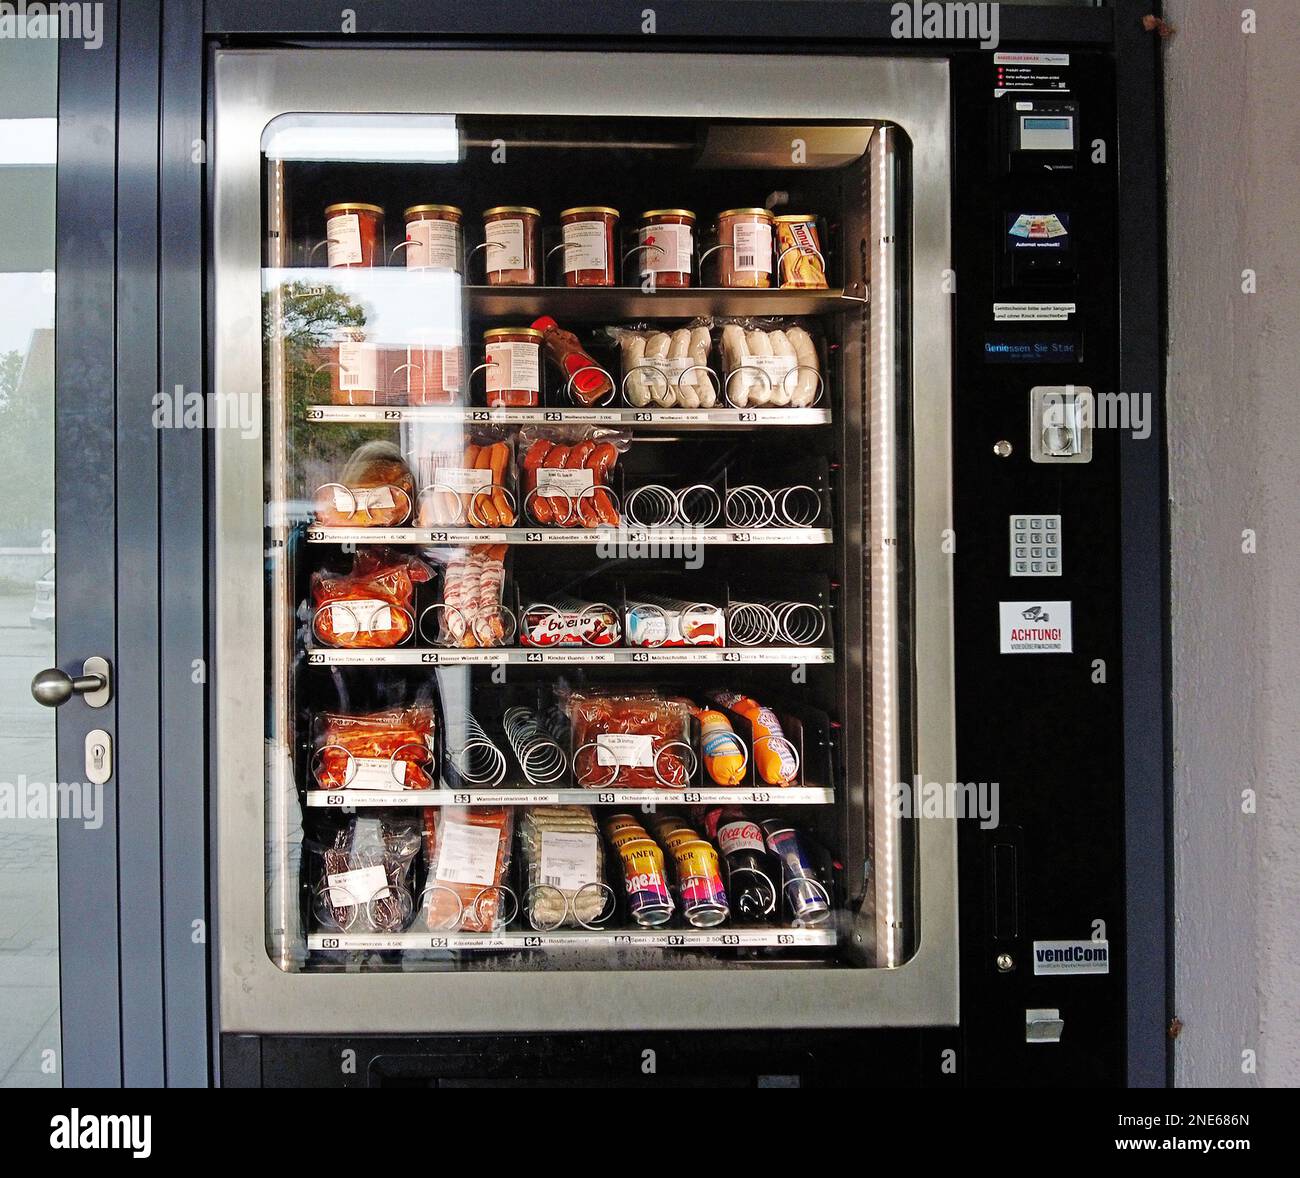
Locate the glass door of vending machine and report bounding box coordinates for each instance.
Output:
[214,50,957,1033]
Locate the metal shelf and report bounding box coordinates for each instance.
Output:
[308,927,838,952]
[305,786,834,807]
[305,404,832,428]
[304,525,832,546]
[465,284,861,319]
[305,645,833,667]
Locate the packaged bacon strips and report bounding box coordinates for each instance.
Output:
[312,439,416,527]
[427,544,510,647]
[420,807,515,933]
[517,425,629,528]
[310,547,431,648]
[311,702,436,791]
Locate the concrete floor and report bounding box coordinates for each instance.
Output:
[0,590,60,1086]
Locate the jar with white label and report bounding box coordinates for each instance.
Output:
[716,207,774,288]
[330,327,382,405]
[482,206,540,286]
[323,202,384,269]
[483,326,543,407]
[402,204,462,272]
[637,209,695,288]
[559,206,619,287]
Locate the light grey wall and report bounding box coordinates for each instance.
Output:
[1165,0,1300,1088]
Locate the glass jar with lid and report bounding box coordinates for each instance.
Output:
[716,207,775,288]
[483,326,544,407]
[402,205,462,272]
[482,206,540,286]
[637,209,695,288]
[559,206,619,287]
[323,202,384,269]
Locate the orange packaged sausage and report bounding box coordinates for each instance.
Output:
[310,548,431,648]
[421,807,514,932]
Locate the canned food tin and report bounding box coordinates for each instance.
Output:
[774,214,828,289]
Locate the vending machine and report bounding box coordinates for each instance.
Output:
[193,9,1166,1088]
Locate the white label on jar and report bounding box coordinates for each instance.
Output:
[535,467,594,497]
[435,820,501,886]
[405,217,459,271]
[326,213,363,267]
[639,223,693,275]
[327,598,393,636]
[596,733,655,767]
[485,340,540,394]
[336,332,379,393]
[716,820,765,857]
[440,467,492,494]
[333,484,395,514]
[409,344,462,395]
[484,217,525,273]
[327,864,390,906]
[751,353,798,396]
[347,755,408,790]
[732,221,773,273]
[562,218,609,273]
[540,831,599,891]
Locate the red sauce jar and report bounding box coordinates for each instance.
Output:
[716,207,774,288]
[324,202,384,269]
[403,341,463,406]
[402,204,462,272]
[329,327,383,405]
[637,209,695,288]
[482,206,540,286]
[483,327,544,407]
[560,206,619,287]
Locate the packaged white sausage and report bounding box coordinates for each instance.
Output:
[717,318,823,409]
[607,323,718,409]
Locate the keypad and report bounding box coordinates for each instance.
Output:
[1010,513,1061,576]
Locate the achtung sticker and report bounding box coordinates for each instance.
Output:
[1033,939,1110,976]
[1000,601,1072,653]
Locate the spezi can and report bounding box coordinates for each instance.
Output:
[617,838,674,927]
[671,839,729,928]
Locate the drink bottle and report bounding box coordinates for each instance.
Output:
[705,807,776,921]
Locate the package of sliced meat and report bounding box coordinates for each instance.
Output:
[566,690,696,789]
[310,547,431,648]
[312,814,422,934]
[716,318,823,409]
[607,322,718,409]
[520,806,613,930]
[517,425,629,528]
[420,806,515,932]
[425,543,512,647]
[311,702,436,791]
[312,439,416,527]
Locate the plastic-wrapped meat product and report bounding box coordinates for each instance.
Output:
[708,690,799,785]
[315,815,422,933]
[314,440,415,527]
[313,703,436,791]
[434,544,508,647]
[519,426,628,528]
[568,692,694,789]
[311,548,430,648]
[784,326,821,407]
[521,807,611,930]
[421,807,514,932]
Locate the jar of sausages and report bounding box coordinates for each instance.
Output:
[402,205,462,272]
[483,327,544,407]
[716,207,774,288]
[482,206,540,286]
[637,209,695,288]
[324,202,384,269]
[559,206,619,287]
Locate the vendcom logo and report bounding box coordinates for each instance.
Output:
[49,1110,151,1159]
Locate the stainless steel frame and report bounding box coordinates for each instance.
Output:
[214,48,956,1033]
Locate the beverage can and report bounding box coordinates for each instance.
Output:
[618,838,674,926]
[672,839,729,928]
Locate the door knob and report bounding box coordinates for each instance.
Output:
[31,657,112,708]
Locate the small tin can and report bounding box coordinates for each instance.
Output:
[762,824,831,926]
[671,839,729,928]
[774,214,828,289]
